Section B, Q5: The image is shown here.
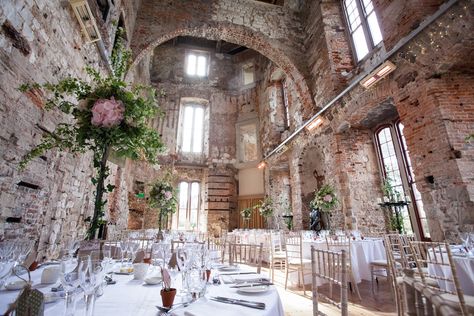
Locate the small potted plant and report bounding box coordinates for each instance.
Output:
[160,268,176,308]
[240,207,253,228]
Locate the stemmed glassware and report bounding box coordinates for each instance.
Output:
[0,241,15,288]
[78,255,102,316]
[60,255,80,316]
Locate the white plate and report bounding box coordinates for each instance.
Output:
[218,265,239,272]
[237,285,269,294]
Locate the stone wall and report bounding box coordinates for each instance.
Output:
[0,0,141,260]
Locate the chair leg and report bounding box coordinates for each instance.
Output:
[300,267,306,296]
[371,265,375,295]
[284,265,289,290]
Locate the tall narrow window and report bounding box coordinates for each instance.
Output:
[180,104,204,153]
[174,181,200,230]
[343,0,383,61]
[375,123,430,240]
[282,80,290,129]
[242,63,255,85]
[186,51,208,77]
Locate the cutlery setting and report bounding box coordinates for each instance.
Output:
[210,296,266,309]
[230,282,273,288]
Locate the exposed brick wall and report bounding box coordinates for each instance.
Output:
[0,0,140,260]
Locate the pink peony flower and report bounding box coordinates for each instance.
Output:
[323,194,333,203]
[164,191,172,200]
[91,97,125,128]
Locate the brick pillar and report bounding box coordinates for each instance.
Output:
[396,74,474,241]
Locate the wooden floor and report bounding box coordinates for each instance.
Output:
[267,267,397,316]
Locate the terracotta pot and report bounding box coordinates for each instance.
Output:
[206,269,211,282]
[143,257,151,264]
[29,261,39,271]
[160,288,177,308]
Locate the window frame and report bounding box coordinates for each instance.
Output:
[342,0,383,62]
[374,122,431,241]
[174,181,201,230]
[241,62,255,86]
[178,103,205,154]
[184,49,210,78]
[281,79,290,130]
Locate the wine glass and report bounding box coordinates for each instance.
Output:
[60,256,80,316]
[0,241,15,288]
[78,255,102,316]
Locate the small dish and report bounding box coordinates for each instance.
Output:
[44,292,64,303]
[237,285,269,294]
[218,265,239,272]
[144,276,162,285]
[4,280,29,291]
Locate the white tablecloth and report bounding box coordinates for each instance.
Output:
[428,252,474,296]
[0,265,283,316]
[302,238,386,284]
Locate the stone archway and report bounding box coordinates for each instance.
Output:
[128,0,314,113]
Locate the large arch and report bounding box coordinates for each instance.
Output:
[128,20,314,112]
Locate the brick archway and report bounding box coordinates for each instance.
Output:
[128,23,314,111]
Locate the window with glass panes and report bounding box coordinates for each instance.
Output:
[375,124,431,240]
[282,80,290,129]
[180,104,204,153]
[185,51,208,77]
[343,0,383,61]
[174,181,200,230]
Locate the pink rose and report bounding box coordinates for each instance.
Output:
[91,97,125,128]
[323,194,333,203]
[164,191,172,200]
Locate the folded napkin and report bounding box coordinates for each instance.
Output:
[173,299,241,316]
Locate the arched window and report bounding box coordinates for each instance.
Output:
[173,181,200,230]
[375,122,430,240]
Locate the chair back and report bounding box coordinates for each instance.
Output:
[409,241,468,315]
[402,268,460,316]
[311,246,348,316]
[228,242,263,273]
[285,231,304,263]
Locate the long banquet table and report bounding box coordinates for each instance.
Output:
[0,264,283,316]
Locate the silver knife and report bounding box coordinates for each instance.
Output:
[230,283,273,288]
[210,297,265,310]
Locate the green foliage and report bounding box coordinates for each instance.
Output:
[310,184,339,212]
[254,197,274,218]
[241,207,253,219]
[466,134,474,143]
[18,40,165,239]
[149,170,178,229]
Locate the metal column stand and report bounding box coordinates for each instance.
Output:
[378,201,410,234]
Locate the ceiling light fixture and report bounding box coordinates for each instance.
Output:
[257,161,266,169]
[360,60,396,89]
[305,117,324,131]
[69,0,101,44]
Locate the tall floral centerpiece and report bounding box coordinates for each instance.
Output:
[149,173,178,232]
[240,207,253,229]
[18,31,165,239]
[310,184,339,231]
[254,197,274,228]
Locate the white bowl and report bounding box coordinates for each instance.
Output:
[144,276,162,285]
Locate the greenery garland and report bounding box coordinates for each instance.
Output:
[310,184,339,212]
[18,28,165,239]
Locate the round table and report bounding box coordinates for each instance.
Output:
[302,238,386,283]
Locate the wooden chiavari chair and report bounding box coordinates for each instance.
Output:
[285,231,312,296]
[311,246,348,316]
[402,268,459,316]
[325,235,361,300]
[268,231,287,282]
[228,242,263,274]
[409,241,474,315]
